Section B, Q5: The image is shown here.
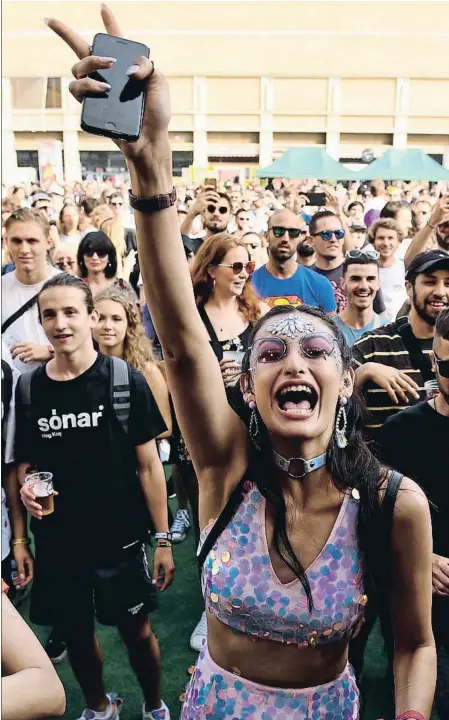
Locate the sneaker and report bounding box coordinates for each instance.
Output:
[77,692,123,720]
[45,630,67,664]
[142,699,170,719]
[170,509,190,544]
[190,610,207,652]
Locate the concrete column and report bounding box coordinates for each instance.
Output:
[193,76,208,167]
[393,78,410,150]
[63,130,82,183]
[2,78,18,185]
[259,77,274,167]
[326,78,341,158]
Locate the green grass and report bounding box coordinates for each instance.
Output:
[21,497,438,719]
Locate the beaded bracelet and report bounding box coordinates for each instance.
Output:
[396,712,427,720]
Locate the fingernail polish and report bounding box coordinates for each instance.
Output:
[100,83,112,89]
[44,17,49,24]
[125,64,140,76]
[101,56,117,63]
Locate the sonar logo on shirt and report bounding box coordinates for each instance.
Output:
[264,295,304,309]
[37,406,105,438]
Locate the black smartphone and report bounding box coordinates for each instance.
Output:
[81,33,150,142]
[306,192,327,207]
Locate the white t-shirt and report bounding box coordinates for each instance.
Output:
[1,353,20,561]
[379,259,408,321]
[1,266,60,372]
[395,237,413,262]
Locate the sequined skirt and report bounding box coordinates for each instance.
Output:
[181,645,359,719]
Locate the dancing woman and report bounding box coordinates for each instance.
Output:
[50,7,436,719]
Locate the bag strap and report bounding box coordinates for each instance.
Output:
[197,476,247,567]
[396,317,433,383]
[1,360,13,420]
[1,293,40,334]
[197,303,224,361]
[17,369,36,428]
[382,468,403,548]
[110,356,131,434]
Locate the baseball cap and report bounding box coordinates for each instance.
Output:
[405,250,449,282]
[31,192,51,206]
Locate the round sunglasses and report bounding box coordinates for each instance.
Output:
[250,332,338,367]
[270,226,307,239]
[216,261,256,275]
[207,204,229,215]
[313,229,346,241]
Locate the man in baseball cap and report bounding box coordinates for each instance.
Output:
[405,248,449,282]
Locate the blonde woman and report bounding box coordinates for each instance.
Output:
[91,203,114,230]
[93,287,172,439]
[101,215,136,280]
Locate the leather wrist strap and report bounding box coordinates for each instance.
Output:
[129,187,177,214]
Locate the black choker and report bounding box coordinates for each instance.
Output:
[272,449,327,480]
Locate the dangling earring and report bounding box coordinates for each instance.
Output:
[249,408,262,450]
[335,397,348,449]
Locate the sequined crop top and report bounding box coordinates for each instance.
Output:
[200,482,366,647]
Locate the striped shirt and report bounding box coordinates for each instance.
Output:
[351,320,434,432]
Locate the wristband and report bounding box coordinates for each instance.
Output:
[155,532,172,541]
[156,540,172,548]
[426,221,436,229]
[128,188,177,214]
[396,712,427,720]
[11,538,30,546]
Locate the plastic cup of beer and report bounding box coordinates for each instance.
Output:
[24,472,54,516]
[424,379,439,401]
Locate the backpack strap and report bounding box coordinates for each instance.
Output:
[110,356,131,434]
[197,303,224,361]
[17,369,35,422]
[197,476,247,567]
[396,316,433,383]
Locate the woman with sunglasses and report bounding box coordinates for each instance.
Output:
[192,232,269,387]
[56,8,435,720]
[54,242,78,275]
[77,230,137,301]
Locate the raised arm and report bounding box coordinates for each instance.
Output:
[46,6,249,493]
[404,195,449,268]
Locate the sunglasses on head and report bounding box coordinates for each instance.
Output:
[250,332,338,367]
[207,204,228,215]
[434,351,449,379]
[270,226,307,239]
[84,248,108,258]
[346,248,380,260]
[216,261,256,275]
[313,229,346,241]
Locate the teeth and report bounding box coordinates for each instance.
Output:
[280,385,312,396]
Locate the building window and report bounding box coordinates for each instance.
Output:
[80,151,129,180]
[16,150,39,172]
[46,78,62,109]
[173,151,193,177]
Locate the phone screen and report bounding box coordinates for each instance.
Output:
[306,192,327,207]
[81,33,149,142]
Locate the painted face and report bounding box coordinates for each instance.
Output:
[93,298,128,350]
[39,286,97,356]
[248,311,350,447]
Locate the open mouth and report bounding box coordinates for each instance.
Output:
[275,383,318,417]
[428,300,447,310]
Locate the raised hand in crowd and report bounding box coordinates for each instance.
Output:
[180,189,222,237]
[10,342,52,365]
[404,194,449,267]
[432,554,449,597]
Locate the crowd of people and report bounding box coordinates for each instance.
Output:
[2,7,449,720]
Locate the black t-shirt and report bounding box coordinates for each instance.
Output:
[15,353,166,564]
[311,262,385,315]
[376,401,449,558]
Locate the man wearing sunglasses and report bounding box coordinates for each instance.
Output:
[376,307,449,719]
[180,189,232,243]
[251,210,336,313]
[310,211,386,316]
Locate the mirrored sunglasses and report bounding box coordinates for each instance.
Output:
[313,229,346,241]
[271,226,306,239]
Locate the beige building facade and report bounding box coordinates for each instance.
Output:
[2,0,449,184]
